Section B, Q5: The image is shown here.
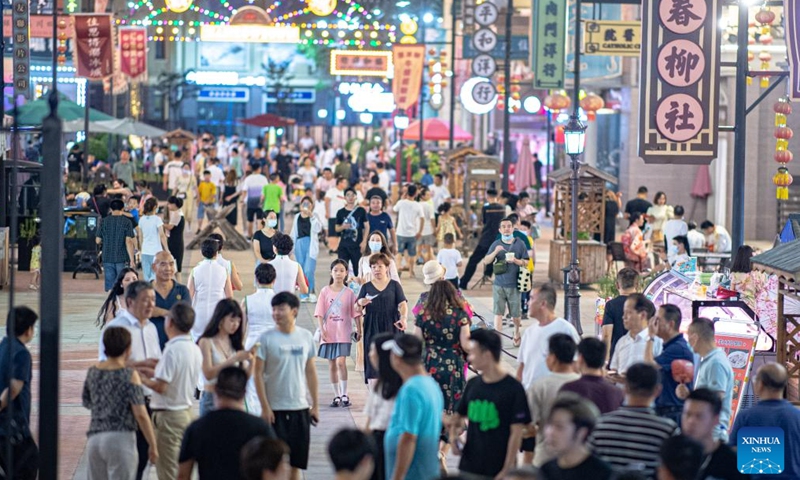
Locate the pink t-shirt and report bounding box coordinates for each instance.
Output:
[314,286,360,344]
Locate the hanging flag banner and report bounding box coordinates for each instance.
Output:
[391,45,425,110]
[12,0,31,99]
[73,14,114,80]
[787,0,800,101]
[639,0,722,164]
[532,0,568,89]
[119,27,147,81]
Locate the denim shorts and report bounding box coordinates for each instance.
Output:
[397,236,417,256]
[197,202,215,220]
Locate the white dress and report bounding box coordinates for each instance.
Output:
[190,259,228,339]
[243,287,276,416]
[269,255,300,294]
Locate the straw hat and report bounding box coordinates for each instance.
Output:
[422,260,446,285]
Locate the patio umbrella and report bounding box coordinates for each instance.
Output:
[401,118,473,141]
[7,93,115,126]
[238,113,296,128]
[514,136,537,193]
[63,118,168,137]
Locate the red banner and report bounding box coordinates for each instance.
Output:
[391,45,425,110]
[119,27,147,80]
[73,14,113,80]
[714,333,756,428]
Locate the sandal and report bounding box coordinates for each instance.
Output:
[341,395,351,407]
[513,332,521,348]
[330,396,341,407]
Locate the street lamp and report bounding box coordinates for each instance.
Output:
[394,110,409,181]
[563,113,586,335]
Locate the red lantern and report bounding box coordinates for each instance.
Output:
[774,100,792,115]
[544,92,571,112]
[755,9,776,27]
[775,127,794,140]
[580,93,605,121]
[775,150,794,164]
[774,167,794,200]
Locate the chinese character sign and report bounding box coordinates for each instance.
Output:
[73,14,114,80]
[119,27,147,80]
[533,0,567,89]
[12,0,30,99]
[786,0,800,101]
[392,45,425,110]
[583,20,641,56]
[639,0,721,164]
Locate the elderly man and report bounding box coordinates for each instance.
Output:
[149,251,191,349]
[112,150,136,190]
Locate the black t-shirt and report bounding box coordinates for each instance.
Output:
[365,187,388,204]
[602,295,628,364]
[541,454,614,480]
[336,206,367,247]
[297,215,311,238]
[252,230,276,261]
[275,153,292,175]
[179,409,276,480]
[624,198,652,219]
[699,443,750,480]
[479,202,506,247]
[67,150,83,173]
[456,375,532,476]
[92,196,111,218]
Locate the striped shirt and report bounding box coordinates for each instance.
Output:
[588,406,678,478]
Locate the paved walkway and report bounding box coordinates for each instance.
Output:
[1,213,601,479]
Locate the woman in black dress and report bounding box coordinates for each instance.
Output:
[357,253,408,383]
[252,210,278,265]
[222,170,241,226]
[164,196,186,281]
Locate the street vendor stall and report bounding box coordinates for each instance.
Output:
[461,155,501,252]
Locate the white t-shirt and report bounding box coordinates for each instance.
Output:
[209,164,225,189]
[687,229,706,249]
[138,215,164,255]
[708,226,732,253]
[150,335,202,410]
[437,248,462,280]
[242,173,269,207]
[518,318,580,389]
[165,160,184,190]
[365,385,396,431]
[663,219,688,246]
[393,199,424,237]
[420,201,435,236]
[298,166,318,185]
[325,188,346,219]
[378,170,391,192]
[430,184,451,209]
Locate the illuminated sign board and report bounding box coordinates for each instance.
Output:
[200,25,300,43]
[337,82,395,113]
[330,50,392,77]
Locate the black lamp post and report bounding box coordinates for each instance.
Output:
[563,114,586,335]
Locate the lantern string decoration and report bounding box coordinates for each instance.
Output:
[57,18,68,65]
[773,97,794,200]
[755,8,775,89]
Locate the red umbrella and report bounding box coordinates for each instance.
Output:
[691,164,712,198]
[401,118,473,141]
[514,136,537,193]
[238,113,296,128]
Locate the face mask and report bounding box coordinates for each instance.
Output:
[368,241,382,252]
[267,219,278,228]
[302,203,311,210]
[182,169,190,175]
[501,234,514,242]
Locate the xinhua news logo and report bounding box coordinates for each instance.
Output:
[737,427,784,474]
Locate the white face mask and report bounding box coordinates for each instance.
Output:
[267,219,278,228]
[368,241,382,253]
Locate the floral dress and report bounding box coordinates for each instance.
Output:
[415,299,470,413]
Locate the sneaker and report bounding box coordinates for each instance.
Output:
[299,296,308,303]
[308,293,317,303]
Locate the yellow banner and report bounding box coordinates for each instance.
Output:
[583,20,641,57]
[391,45,425,110]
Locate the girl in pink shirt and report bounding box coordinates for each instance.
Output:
[315,259,362,408]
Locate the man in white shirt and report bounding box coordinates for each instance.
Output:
[662,205,689,262]
[429,174,451,211]
[700,220,732,253]
[208,158,226,199]
[325,177,349,252]
[516,283,580,390]
[99,280,162,480]
[686,221,706,250]
[215,134,229,165]
[376,162,391,193]
[609,294,663,376]
[153,145,167,175]
[392,184,425,276]
[320,143,337,170]
[163,151,185,193]
[142,302,202,480]
[242,171,269,238]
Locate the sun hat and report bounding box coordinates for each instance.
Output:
[422,260,446,285]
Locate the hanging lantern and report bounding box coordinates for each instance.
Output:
[756,9,775,89]
[774,167,793,200]
[773,97,794,200]
[755,8,775,32]
[580,93,605,120]
[544,92,571,112]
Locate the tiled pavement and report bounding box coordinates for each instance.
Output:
[1,217,601,479]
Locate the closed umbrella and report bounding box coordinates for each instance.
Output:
[514,136,537,193]
[7,93,115,125]
[689,164,713,220]
[401,118,473,141]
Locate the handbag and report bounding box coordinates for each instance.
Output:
[517,266,533,292]
[314,287,348,344]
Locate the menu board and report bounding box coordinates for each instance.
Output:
[714,333,757,428]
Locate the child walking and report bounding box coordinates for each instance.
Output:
[436,202,462,248]
[315,259,362,408]
[29,237,41,290]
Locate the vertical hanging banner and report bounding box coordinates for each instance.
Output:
[12,0,31,99]
[119,27,147,81]
[73,14,114,80]
[532,0,568,89]
[392,45,425,110]
[787,0,800,101]
[639,0,722,164]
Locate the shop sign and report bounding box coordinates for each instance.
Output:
[265,89,315,103]
[583,20,641,56]
[532,0,568,89]
[639,0,721,165]
[198,87,249,102]
[330,50,391,77]
[391,45,425,110]
[73,14,114,80]
[199,24,299,43]
[786,0,800,101]
[12,0,30,98]
[4,14,75,38]
[119,27,147,81]
[462,35,530,60]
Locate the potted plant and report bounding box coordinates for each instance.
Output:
[16,217,39,272]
